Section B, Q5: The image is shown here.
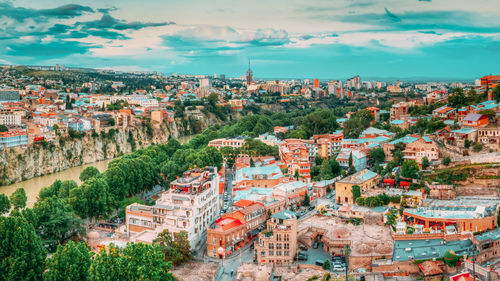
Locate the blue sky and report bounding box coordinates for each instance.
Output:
[0,0,499,79]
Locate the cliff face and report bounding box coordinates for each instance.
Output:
[0,116,219,185]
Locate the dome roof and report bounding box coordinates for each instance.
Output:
[374,243,392,254]
[355,242,372,254]
[332,226,350,238]
[87,230,99,239]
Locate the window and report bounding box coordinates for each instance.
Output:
[261,251,265,256]
[276,251,281,256]
[284,251,289,256]
[284,243,289,249]
[276,243,282,249]
[269,251,274,256]
[269,243,274,249]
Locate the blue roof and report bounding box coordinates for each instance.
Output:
[391,119,404,125]
[372,206,388,213]
[451,128,476,134]
[272,210,296,220]
[475,228,500,242]
[389,135,419,145]
[235,164,283,182]
[444,120,455,125]
[422,136,432,143]
[393,239,474,261]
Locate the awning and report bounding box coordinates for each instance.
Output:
[383,179,395,184]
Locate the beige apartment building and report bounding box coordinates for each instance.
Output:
[335,169,380,205]
[254,210,297,266]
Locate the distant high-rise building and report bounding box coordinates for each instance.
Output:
[213,73,217,79]
[246,60,253,85]
[220,74,226,80]
[347,75,361,90]
[313,79,319,89]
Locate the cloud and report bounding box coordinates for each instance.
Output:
[0,2,94,22]
[161,26,289,56]
[5,39,99,57]
[78,14,174,31]
[38,4,94,18]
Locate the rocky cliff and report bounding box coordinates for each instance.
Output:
[0,115,221,185]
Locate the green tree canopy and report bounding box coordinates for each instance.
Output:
[0,214,47,281]
[343,109,374,138]
[153,230,192,266]
[0,194,10,215]
[69,177,111,221]
[43,241,91,281]
[368,147,385,166]
[33,196,85,252]
[401,160,419,179]
[89,243,175,281]
[10,187,27,210]
[79,166,101,182]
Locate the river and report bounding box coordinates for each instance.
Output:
[0,134,196,207]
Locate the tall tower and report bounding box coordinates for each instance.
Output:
[246,60,253,85]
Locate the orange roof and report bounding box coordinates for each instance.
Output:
[233,199,256,208]
[0,130,27,137]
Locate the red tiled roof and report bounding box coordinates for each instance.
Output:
[233,199,255,208]
[214,217,243,232]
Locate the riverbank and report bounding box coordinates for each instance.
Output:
[0,134,195,207]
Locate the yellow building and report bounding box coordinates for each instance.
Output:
[335,169,380,205]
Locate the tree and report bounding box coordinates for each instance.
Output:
[154,230,192,266]
[322,259,331,270]
[294,169,300,180]
[89,244,122,281]
[442,156,451,166]
[90,243,175,281]
[79,166,101,182]
[0,194,10,214]
[33,197,85,252]
[121,243,175,281]
[421,156,430,170]
[351,185,361,202]
[368,147,385,166]
[0,124,7,132]
[492,84,500,101]
[69,177,111,221]
[43,241,91,281]
[10,187,27,210]
[401,160,419,179]
[343,110,374,138]
[473,142,483,152]
[302,192,310,207]
[0,214,47,281]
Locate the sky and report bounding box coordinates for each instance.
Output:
[0,0,499,80]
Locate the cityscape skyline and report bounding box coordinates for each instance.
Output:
[0,0,499,79]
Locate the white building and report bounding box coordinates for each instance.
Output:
[126,167,220,248]
[0,114,21,126]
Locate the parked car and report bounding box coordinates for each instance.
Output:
[308,206,315,211]
[315,260,325,266]
[313,241,320,249]
[333,265,346,272]
[298,255,308,261]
